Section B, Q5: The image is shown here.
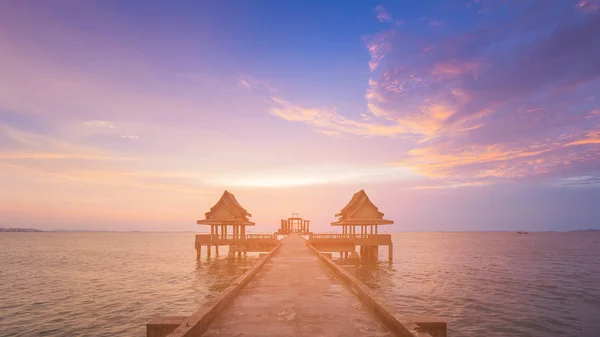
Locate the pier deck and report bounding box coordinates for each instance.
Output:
[202,233,392,337]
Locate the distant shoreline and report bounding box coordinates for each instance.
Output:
[2,229,599,233]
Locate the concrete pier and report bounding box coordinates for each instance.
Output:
[202,233,392,337]
[150,233,446,337]
[149,190,447,337]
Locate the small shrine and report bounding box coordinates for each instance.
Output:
[278,213,310,235]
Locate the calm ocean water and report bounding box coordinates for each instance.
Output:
[1,232,599,336]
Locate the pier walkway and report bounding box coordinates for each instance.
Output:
[202,233,392,337]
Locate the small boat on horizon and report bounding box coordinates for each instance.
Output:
[517,231,528,234]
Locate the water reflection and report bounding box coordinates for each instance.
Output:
[194,250,261,297]
[348,232,600,337]
[355,260,396,290]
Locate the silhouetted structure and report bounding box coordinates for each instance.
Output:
[278,213,310,235]
[309,189,394,262]
[152,191,446,337]
[195,191,277,259]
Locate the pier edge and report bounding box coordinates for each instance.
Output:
[148,240,283,337]
[304,238,447,337]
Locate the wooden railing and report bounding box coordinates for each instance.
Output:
[309,233,392,244]
[246,233,277,240]
[195,233,277,243]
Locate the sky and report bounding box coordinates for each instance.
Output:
[1,0,599,232]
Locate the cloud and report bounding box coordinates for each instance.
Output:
[268,3,600,186]
[85,120,114,128]
[577,0,600,13]
[557,175,600,187]
[206,164,417,188]
[239,79,251,88]
[365,30,395,72]
[268,97,410,137]
[236,75,276,92]
[375,5,392,22]
[411,181,492,190]
[121,134,139,140]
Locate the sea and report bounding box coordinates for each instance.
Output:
[1,232,599,336]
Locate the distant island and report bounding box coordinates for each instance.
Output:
[0,226,43,232]
[569,228,600,232]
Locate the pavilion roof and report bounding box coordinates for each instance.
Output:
[331,189,393,226]
[197,190,255,226]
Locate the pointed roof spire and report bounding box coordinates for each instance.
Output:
[197,190,255,226]
[331,189,393,226]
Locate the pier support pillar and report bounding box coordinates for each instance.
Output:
[215,245,219,256]
[349,251,359,262]
[196,246,201,260]
[207,245,211,259]
[388,244,393,264]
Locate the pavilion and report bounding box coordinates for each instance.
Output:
[329,189,394,262]
[195,190,257,259]
[332,189,394,237]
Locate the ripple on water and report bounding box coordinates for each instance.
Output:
[1,232,599,336]
[352,232,600,337]
[0,233,260,336]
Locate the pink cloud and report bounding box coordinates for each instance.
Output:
[268,6,600,188]
[375,5,392,22]
[431,60,482,79]
[364,30,395,72]
[577,0,600,13]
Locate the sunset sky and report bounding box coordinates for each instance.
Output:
[1,0,599,232]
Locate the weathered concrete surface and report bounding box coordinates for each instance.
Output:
[162,241,282,337]
[203,234,393,337]
[147,316,187,337]
[305,241,440,337]
[401,316,447,337]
